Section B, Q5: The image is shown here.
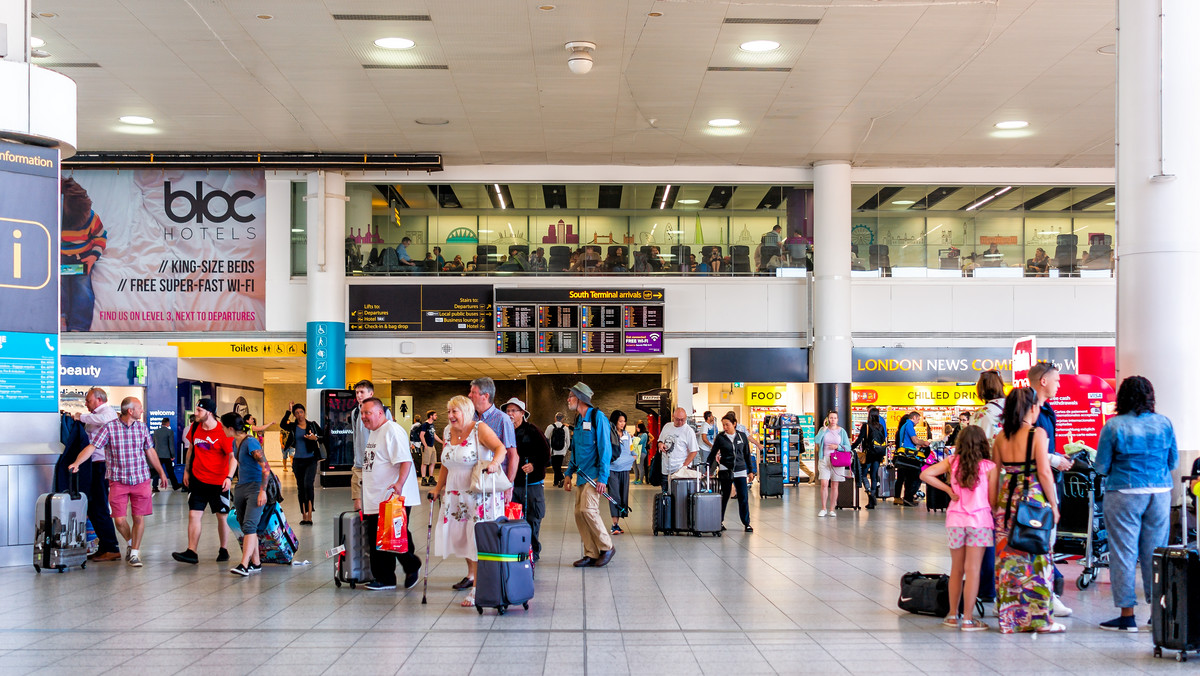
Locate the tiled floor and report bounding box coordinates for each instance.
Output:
[0,476,1186,675]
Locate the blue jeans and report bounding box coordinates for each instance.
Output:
[61,272,96,332]
[861,461,880,495]
[1104,490,1171,608]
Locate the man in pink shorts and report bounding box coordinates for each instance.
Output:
[70,397,168,567]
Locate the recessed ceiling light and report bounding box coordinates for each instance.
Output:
[30,37,45,48]
[994,120,1029,129]
[415,118,450,126]
[257,14,273,20]
[648,11,663,17]
[374,37,415,50]
[740,40,780,52]
[708,118,740,127]
[1097,44,1117,55]
[891,200,916,205]
[538,4,556,10]
[37,12,56,18]
[30,49,50,58]
[1105,201,1116,206]
[119,115,155,125]
[677,199,700,205]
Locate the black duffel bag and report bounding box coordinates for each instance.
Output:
[898,571,950,617]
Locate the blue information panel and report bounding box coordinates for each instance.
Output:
[0,331,58,412]
[306,321,345,389]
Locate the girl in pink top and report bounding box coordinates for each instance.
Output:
[921,426,999,631]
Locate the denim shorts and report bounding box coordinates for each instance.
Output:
[233,482,266,535]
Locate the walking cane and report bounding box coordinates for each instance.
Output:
[577,472,630,518]
[421,496,437,604]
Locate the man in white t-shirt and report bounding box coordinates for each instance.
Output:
[698,411,717,458]
[660,407,699,475]
[545,412,572,487]
[360,398,422,591]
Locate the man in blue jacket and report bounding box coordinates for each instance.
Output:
[563,382,615,568]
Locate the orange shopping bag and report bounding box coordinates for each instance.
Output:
[376,495,408,553]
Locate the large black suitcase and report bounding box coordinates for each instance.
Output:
[474,517,534,615]
[759,462,784,498]
[926,478,950,512]
[334,510,372,589]
[653,491,673,535]
[670,477,698,534]
[1152,545,1200,661]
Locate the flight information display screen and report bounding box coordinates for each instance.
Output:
[494,288,664,355]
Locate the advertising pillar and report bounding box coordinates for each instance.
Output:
[812,160,853,427]
[305,171,347,414]
[1117,1,1200,482]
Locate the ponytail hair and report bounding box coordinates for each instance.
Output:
[220,411,250,434]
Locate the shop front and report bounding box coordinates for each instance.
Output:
[60,354,179,435]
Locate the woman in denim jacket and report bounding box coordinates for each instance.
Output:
[1095,376,1178,632]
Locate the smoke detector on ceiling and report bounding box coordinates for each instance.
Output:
[565,41,596,75]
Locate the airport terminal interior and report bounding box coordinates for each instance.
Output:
[0,0,1194,674]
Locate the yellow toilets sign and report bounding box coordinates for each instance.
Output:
[170,341,307,358]
[745,385,787,404]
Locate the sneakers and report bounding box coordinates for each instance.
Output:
[365,581,396,591]
[216,548,230,562]
[172,549,199,564]
[828,510,837,518]
[230,564,250,577]
[128,552,142,568]
[744,525,754,533]
[611,524,624,535]
[1099,615,1139,633]
[247,563,262,574]
[1052,595,1074,617]
[404,568,421,590]
[818,509,828,517]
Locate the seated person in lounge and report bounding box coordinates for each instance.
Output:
[980,243,1003,266]
[1026,247,1050,276]
[604,250,628,273]
[464,255,478,272]
[647,246,665,272]
[443,255,464,272]
[528,248,547,272]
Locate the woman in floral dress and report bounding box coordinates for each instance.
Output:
[991,387,1064,634]
[429,395,507,607]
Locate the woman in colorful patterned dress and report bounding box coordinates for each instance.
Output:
[991,386,1064,634]
[428,395,507,607]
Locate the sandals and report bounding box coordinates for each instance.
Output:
[942,616,959,628]
[1036,622,1067,634]
[460,592,475,608]
[959,619,989,632]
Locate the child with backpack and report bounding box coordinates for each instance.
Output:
[920,425,999,631]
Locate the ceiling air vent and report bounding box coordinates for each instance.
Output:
[363,64,449,70]
[42,62,101,68]
[707,66,790,72]
[723,18,820,25]
[332,14,432,21]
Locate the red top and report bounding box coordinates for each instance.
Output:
[188,422,232,485]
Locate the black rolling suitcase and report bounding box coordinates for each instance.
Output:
[333,510,372,589]
[670,477,698,534]
[689,465,723,536]
[474,517,534,615]
[759,462,784,498]
[926,478,950,512]
[653,491,673,535]
[1153,484,1200,662]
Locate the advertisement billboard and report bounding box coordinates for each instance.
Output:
[61,170,266,332]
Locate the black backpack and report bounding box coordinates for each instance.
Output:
[550,424,566,451]
[410,424,423,445]
[590,407,622,462]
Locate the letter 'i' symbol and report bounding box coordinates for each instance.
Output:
[11,229,21,280]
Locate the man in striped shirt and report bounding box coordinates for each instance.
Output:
[69,397,169,568]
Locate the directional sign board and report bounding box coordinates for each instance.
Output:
[306,321,345,389]
[348,284,491,332]
[494,288,664,355]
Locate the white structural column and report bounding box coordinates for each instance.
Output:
[1117,0,1200,477]
[305,171,348,415]
[812,161,853,422]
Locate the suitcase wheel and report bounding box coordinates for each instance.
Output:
[335,579,342,588]
[349,582,356,590]
[1154,647,1162,658]
[476,606,484,615]
[1178,652,1187,663]
[57,566,66,573]
[523,602,529,610]
[80,562,86,570]
[497,606,507,616]
[1076,572,1093,590]
[33,565,40,573]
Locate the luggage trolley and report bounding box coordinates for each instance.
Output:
[1054,468,1108,590]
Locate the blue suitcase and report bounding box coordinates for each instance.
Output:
[474,517,534,615]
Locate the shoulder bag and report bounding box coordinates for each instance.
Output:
[1003,429,1054,556]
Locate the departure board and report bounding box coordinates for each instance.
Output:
[349,284,492,332]
[539,330,579,354]
[496,305,536,328]
[495,288,663,355]
[497,330,536,354]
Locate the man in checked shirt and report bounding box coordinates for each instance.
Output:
[69,397,169,568]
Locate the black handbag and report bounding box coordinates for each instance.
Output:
[1003,431,1054,556]
[897,571,950,616]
